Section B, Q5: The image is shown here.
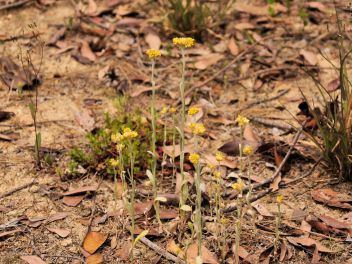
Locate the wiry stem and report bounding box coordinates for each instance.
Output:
[179,48,187,214]
[194,136,202,261]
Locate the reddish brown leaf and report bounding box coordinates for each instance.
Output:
[134,200,154,216]
[62,195,85,207]
[0,229,21,238]
[299,49,318,65]
[81,41,96,62]
[228,37,239,56]
[20,256,47,264]
[327,78,340,93]
[318,214,352,230]
[194,54,224,70]
[83,231,107,254]
[63,186,97,196]
[287,236,334,253]
[46,212,68,223]
[115,241,131,260]
[145,32,161,50]
[251,201,274,217]
[311,188,352,210]
[46,228,70,238]
[86,253,103,264]
[159,208,178,219]
[186,243,219,264]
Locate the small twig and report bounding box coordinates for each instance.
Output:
[0,0,32,11]
[0,181,36,200]
[238,89,289,112]
[250,116,293,131]
[140,237,186,264]
[222,188,272,213]
[280,156,323,187]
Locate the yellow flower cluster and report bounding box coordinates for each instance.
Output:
[276,194,283,204]
[189,123,206,135]
[111,132,123,143]
[161,107,168,115]
[232,180,245,191]
[123,127,138,139]
[213,171,221,179]
[243,145,253,155]
[172,37,195,48]
[215,152,225,162]
[236,115,249,127]
[145,49,161,59]
[189,153,200,165]
[109,158,120,167]
[116,144,124,152]
[169,107,177,113]
[188,106,200,116]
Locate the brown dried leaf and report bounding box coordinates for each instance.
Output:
[318,214,352,230]
[243,125,261,146]
[145,32,161,50]
[287,236,334,253]
[327,78,340,93]
[130,85,160,97]
[194,54,224,70]
[251,201,274,217]
[20,256,47,264]
[86,253,103,264]
[231,244,250,259]
[46,228,70,238]
[166,239,186,259]
[186,243,219,264]
[116,241,131,260]
[258,245,273,264]
[299,49,318,66]
[134,200,154,216]
[63,186,97,196]
[159,208,178,219]
[228,37,239,56]
[0,229,21,238]
[311,188,352,210]
[46,212,68,223]
[81,41,96,62]
[62,195,85,207]
[83,231,107,254]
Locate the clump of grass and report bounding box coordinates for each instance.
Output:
[301,12,352,181]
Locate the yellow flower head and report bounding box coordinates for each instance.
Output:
[232,180,245,192]
[123,127,138,139]
[188,106,200,116]
[161,107,168,115]
[220,217,230,225]
[276,194,284,204]
[116,143,125,152]
[213,171,221,179]
[215,152,225,162]
[191,123,206,135]
[189,153,200,165]
[236,115,249,127]
[172,37,195,48]
[109,158,120,167]
[169,107,177,114]
[145,49,161,59]
[189,122,196,130]
[243,145,253,155]
[111,132,124,143]
[207,163,216,170]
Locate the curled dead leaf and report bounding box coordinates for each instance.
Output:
[83,231,107,254]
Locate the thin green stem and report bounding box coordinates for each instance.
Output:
[194,136,202,260]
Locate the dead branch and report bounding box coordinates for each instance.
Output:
[140,237,186,264]
[0,181,36,200]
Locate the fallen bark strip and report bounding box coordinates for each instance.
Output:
[140,237,186,264]
[0,181,36,200]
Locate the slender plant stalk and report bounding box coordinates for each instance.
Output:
[274,202,281,252]
[128,141,136,241]
[194,136,202,261]
[172,113,176,186]
[179,48,187,214]
[150,59,160,223]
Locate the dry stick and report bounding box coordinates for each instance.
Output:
[0,181,36,200]
[140,237,186,264]
[0,0,32,10]
[250,116,293,131]
[280,156,323,187]
[238,89,289,112]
